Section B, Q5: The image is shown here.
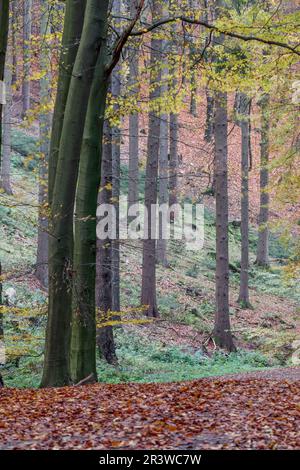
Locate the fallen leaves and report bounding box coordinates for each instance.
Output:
[0,373,299,450]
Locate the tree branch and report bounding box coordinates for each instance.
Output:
[106,0,145,77]
[131,16,300,57]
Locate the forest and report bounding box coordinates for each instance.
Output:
[0,0,299,454]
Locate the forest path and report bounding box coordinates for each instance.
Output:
[0,368,299,450]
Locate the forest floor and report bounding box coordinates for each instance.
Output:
[0,368,299,450]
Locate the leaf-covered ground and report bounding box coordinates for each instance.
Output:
[0,369,299,450]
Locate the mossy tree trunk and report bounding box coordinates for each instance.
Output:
[48,0,87,207]
[41,0,110,388]
[71,40,109,384]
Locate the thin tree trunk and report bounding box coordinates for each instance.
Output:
[48,0,87,207]
[169,112,178,208]
[237,92,251,308]
[128,0,140,213]
[36,0,51,288]
[141,0,162,318]
[204,87,215,142]
[70,40,109,384]
[0,261,3,387]
[213,90,235,351]
[96,120,117,365]
[11,0,16,85]
[0,0,9,167]
[256,94,270,267]
[22,0,32,118]
[0,3,9,338]
[111,0,121,313]
[0,26,12,195]
[41,0,109,388]
[157,39,169,266]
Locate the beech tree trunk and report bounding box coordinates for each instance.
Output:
[213,90,235,351]
[128,0,140,213]
[36,0,51,288]
[48,0,87,207]
[237,93,251,308]
[141,0,162,318]
[256,94,270,268]
[41,0,109,388]
[22,0,32,118]
[96,120,117,365]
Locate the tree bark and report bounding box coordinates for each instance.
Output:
[236,92,251,308]
[0,23,12,195]
[256,94,270,268]
[96,120,117,365]
[157,40,169,266]
[141,0,162,318]
[36,0,51,288]
[41,0,109,388]
[70,40,109,384]
[22,0,32,118]
[0,0,9,169]
[213,90,235,351]
[48,0,87,207]
[111,0,122,313]
[127,0,140,212]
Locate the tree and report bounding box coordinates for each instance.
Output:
[127,0,140,214]
[256,94,270,267]
[96,120,117,365]
[236,92,252,308]
[70,28,109,384]
[0,17,12,195]
[157,36,169,266]
[213,89,235,351]
[141,0,162,318]
[0,0,10,167]
[42,0,110,387]
[36,0,52,288]
[22,0,32,118]
[111,0,122,313]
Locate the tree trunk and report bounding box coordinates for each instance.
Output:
[169,112,178,208]
[70,41,109,384]
[111,0,121,313]
[157,40,169,266]
[0,262,3,387]
[256,94,270,268]
[0,0,9,168]
[0,24,12,195]
[48,0,87,207]
[22,0,32,118]
[237,93,251,308]
[96,120,117,365]
[141,0,162,318]
[204,87,215,142]
[36,0,51,288]
[213,90,235,351]
[41,0,109,388]
[127,0,140,213]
